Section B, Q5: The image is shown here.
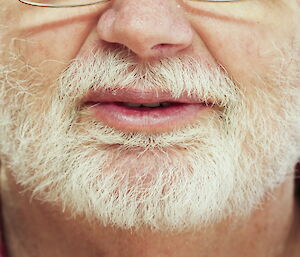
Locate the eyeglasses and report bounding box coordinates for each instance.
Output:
[18,0,245,8]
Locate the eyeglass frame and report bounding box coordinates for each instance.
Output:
[18,0,246,8]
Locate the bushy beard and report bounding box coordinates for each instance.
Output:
[0,46,299,232]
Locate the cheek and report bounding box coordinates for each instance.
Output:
[214,29,269,81]
[192,19,289,90]
[19,21,95,65]
[7,19,98,99]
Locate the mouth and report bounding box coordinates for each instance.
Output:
[81,89,217,133]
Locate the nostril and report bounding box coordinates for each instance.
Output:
[150,43,187,57]
[151,43,172,50]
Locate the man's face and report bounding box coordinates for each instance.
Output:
[0,0,299,232]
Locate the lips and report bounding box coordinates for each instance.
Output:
[81,88,216,133]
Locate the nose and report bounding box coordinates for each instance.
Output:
[97,0,193,59]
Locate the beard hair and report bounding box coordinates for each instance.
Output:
[0,45,299,232]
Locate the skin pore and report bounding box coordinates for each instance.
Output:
[0,0,300,257]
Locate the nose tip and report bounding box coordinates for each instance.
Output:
[97,0,193,59]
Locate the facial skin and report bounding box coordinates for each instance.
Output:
[0,0,300,257]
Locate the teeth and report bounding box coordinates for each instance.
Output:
[160,102,171,107]
[123,102,142,107]
[142,102,161,108]
[121,102,172,108]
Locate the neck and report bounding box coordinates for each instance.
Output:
[1,168,299,257]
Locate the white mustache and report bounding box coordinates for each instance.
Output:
[57,49,241,109]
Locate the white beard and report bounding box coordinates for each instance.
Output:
[0,47,299,232]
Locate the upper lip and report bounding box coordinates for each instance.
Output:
[82,88,213,105]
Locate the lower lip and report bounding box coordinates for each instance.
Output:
[86,102,209,133]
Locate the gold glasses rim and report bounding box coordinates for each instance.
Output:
[18,0,247,8]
